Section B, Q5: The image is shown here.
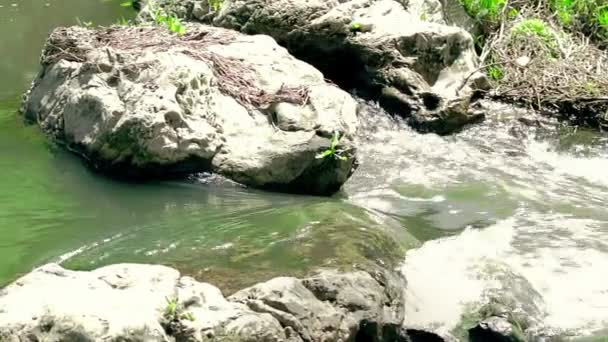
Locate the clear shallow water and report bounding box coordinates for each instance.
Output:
[0,0,414,292]
[1,0,608,339]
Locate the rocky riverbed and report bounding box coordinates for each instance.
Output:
[0,263,408,342]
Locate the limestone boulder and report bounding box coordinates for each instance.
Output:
[0,264,178,341]
[230,269,407,341]
[0,264,408,342]
[144,0,489,134]
[22,25,358,195]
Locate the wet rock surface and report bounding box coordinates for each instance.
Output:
[0,264,407,342]
[22,24,358,195]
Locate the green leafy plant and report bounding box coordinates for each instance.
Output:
[487,65,504,80]
[459,0,507,23]
[316,131,349,161]
[551,0,608,40]
[209,0,224,11]
[108,0,187,34]
[120,1,135,8]
[152,8,187,35]
[350,22,363,32]
[507,7,519,20]
[164,297,195,322]
[164,297,180,320]
[597,6,608,28]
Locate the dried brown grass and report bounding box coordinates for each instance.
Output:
[43,25,309,109]
[475,1,608,126]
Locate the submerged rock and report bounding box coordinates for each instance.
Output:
[469,317,523,342]
[0,264,407,342]
[143,0,489,134]
[22,25,358,195]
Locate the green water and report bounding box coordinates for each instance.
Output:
[0,95,413,291]
[0,0,415,291]
[0,93,413,290]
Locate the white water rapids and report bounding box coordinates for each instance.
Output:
[346,101,608,338]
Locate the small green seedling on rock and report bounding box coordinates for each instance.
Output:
[349,21,373,33]
[164,297,196,322]
[316,131,349,161]
[164,297,179,320]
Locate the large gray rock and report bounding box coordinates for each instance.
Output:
[0,264,176,341]
[144,0,489,134]
[22,24,358,195]
[0,264,407,342]
[230,269,407,342]
[0,263,289,341]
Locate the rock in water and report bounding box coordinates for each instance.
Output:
[145,0,489,134]
[230,269,407,341]
[0,264,407,342]
[22,25,358,195]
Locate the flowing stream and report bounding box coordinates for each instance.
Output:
[1,0,607,339]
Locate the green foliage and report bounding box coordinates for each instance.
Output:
[487,65,504,80]
[164,297,179,319]
[119,1,136,8]
[511,19,559,54]
[164,297,196,322]
[551,0,608,40]
[152,8,187,35]
[459,0,507,23]
[316,131,349,161]
[512,19,554,39]
[209,0,224,11]
[584,81,601,95]
[104,0,188,35]
[350,22,363,32]
[507,7,520,20]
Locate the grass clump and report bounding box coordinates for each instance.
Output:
[460,0,507,24]
[460,0,608,128]
[101,0,187,35]
[551,0,608,43]
[487,65,504,80]
[510,18,560,56]
[151,7,187,35]
[163,297,195,322]
[162,297,196,339]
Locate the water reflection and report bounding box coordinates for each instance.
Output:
[0,0,131,98]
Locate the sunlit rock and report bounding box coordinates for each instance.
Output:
[0,264,407,342]
[142,0,489,134]
[22,25,358,195]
